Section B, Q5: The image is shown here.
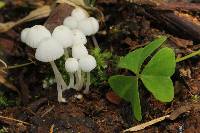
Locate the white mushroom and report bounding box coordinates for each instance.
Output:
[78,17,99,36]
[52,25,73,48]
[72,29,87,46]
[21,28,30,43]
[79,55,96,94]
[63,16,78,29]
[52,25,73,58]
[65,58,79,89]
[26,25,51,48]
[72,44,88,59]
[71,8,89,21]
[78,17,100,48]
[35,38,67,102]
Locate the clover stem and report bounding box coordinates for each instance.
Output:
[176,49,200,63]
[92,36,100,49]
[50,61,67,102]
[83,72,90,94]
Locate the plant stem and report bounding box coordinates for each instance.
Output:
[92,36,100,49]
[83,72,90,94]
[176,49,200,63]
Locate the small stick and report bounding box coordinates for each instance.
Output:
[41,105,55,117]
[123,115,170,132]
[0,115,32,126]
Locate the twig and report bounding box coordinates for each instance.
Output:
[0,59,7,68]
[0,61,34,70]
[0,115,32,126]
[41,105,55,117]
[123,115,170,132]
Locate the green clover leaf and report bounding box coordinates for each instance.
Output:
[109,36,176,121]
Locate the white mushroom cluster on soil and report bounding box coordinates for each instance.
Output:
[21,7,99,102]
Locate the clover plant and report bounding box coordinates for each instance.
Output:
[108,36,176,121]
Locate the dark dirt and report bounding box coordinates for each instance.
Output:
[0,0,200,133]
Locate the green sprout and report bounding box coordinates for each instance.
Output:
[108,36,176,121]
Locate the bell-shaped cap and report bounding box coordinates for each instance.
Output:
[21,28,30,43]
[35,38,64,62]
[72,29,87,46]
[26,25,51,48]
[72,44,88,59]
[65,58,79,73]
[52,25,73,48]
[63,16,78,29]
[71,8,89,21]
[78,17,99,36]
[79,55,96,72]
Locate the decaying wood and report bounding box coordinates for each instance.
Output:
[44,3,74,32]
[130,1,200,42]
[155,2,200,11]
[169,103,200,120]
[146,11,200,41]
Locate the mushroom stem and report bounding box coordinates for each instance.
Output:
[50,61,68,91]
[83,72,90,94]
[56,81,66,102]
[74,71,80,90]
[92,36,100,49]
[68,72,75,89]
[64,48,69,58]
[74,69,83,91]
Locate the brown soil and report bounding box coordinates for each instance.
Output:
[0,0,200,133]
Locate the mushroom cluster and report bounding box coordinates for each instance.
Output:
[21,7,99,102]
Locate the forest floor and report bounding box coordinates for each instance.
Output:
[0,0,200,133]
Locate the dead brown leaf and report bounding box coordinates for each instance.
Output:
[106,91,121,105]
[0,5,51,33]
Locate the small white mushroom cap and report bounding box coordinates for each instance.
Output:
[52,25,73,48]
[72,29,87,46]
[79,55,96,72]
[65,58,79,73]
[35,38,64,62]
[63,16,78,29]
[78,17,99,36]
[71,8,89,21]
[26,25,51,48]
[72,44,88,59]
[21,28,30,43]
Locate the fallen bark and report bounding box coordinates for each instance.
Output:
[44,3,74,32]
[132,1,200,42]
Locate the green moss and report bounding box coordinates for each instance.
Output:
[0,95,8,107]
[0,127,8,133]
[90,48,119,86]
